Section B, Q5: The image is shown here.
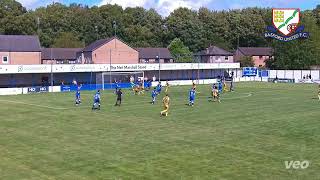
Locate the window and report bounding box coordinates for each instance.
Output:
[2,56,8,64]
[56,60,64,64]
[225,56,229,61]
[259,56,263,59]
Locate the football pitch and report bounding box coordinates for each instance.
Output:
[0,82,319,179]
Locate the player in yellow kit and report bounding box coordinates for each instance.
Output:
[160,94,170,116]
[223,81,228,93]
[165,81,169,93]
[212,84,221,103]
[192,81,196,90]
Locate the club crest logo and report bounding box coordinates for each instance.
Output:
[265,8,309,41]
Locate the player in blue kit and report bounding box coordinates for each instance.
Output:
[114,80,120,93]
[156,82,162,94]
[189,88,196,106]
[218,80,223,93]
[145,80,152,91]
[75,85,82,106]
[92,90,101,110]
[151,88,158,104]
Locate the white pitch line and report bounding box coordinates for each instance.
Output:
[221,92,252,100]
[0,99,68,110]
[0,92,254,111]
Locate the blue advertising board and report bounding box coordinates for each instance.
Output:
[60,83,136,92]
[259,70,269,77]
[60,85,71,92]
[243,67,258,77]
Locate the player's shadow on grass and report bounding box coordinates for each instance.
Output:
[207,97,214,102]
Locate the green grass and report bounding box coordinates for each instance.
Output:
[0,82,320,180]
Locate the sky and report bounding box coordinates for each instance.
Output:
[17,0,320,16]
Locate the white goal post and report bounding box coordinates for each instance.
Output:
[97,71,145,90]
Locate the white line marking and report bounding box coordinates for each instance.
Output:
[0,92,254,111]
[221,93,252,100]
[0,99,68,110]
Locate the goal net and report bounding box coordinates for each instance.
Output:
[96,71,145,90]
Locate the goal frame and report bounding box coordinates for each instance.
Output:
[100,71,145,90]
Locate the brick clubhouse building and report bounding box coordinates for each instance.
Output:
[234,47,273,67]
[0,35,42,65]
[0,35,240,88]
[0,35,173,65]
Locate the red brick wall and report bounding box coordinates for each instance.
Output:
[92,39,139,64]
[0,52,41,65]
[252,56,269,67]
[202,55,234,63]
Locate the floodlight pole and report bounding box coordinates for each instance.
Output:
[109,49,112,90]
[113,21,117,37]
[142,71,145,89]
[109,21,117,90]
[197,56,200,84]
[37,17,40,36]
[95,25,98,40]
[50,48,54,92]
[157,54,160,82]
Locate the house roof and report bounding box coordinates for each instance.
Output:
[237,47,273,56]
[136,48,173,59]
[196,46,233,56]
[82,37,114,52]
[41,48,83,60]
[0,35,41,52]
[81,36,137,53]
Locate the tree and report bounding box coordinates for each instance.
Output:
[268,39,316,70]
[304,11,320,66]
[226,8,268,49]
[122,7,164,47]
[0,0,26,17]
[313,5,320,25]
[0,0,29,34]
[165,8,205,52]
[198,8,231,50]
[168,38,193,63]
[52,32,84,48]
[239,56,254,67]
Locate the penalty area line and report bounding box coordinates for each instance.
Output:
[221,92,253,100]
[0,99,68,110]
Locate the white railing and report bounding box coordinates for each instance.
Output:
[233,69,320,83]
[0,63,240,74]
